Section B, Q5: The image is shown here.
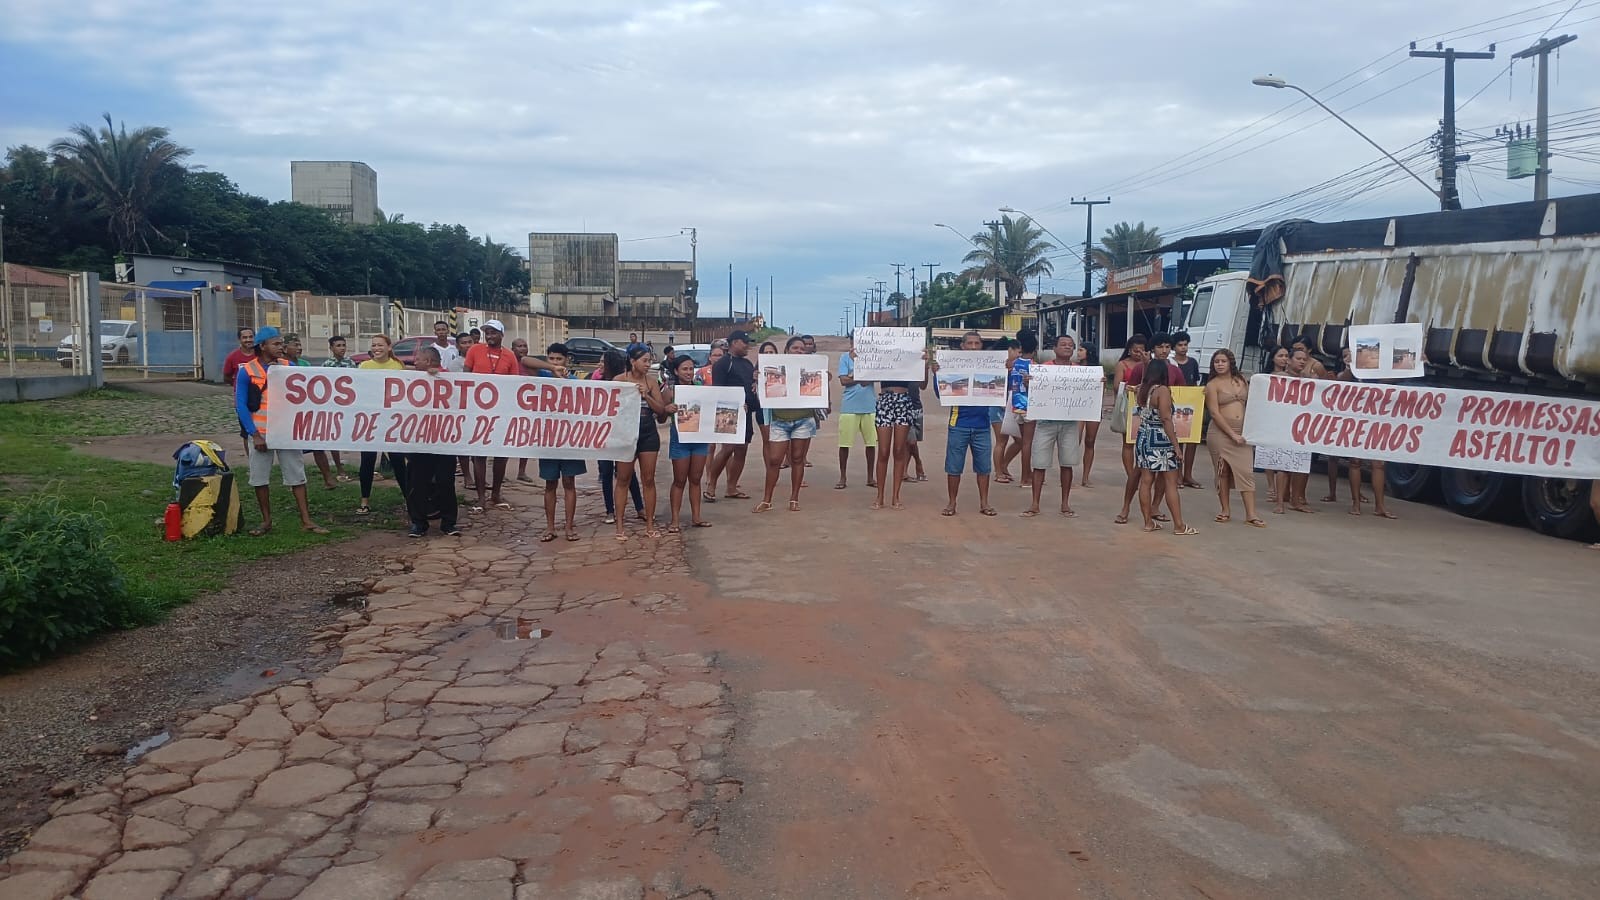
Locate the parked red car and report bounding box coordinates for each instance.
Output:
[350,335,437,366]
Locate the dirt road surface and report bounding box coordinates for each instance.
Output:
[3,355,1597,898]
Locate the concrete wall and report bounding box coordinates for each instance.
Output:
[290,161,378,225]
[0,375,96,402]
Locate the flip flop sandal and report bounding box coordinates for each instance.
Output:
[726,491,751,499]
[495,502,513,510]
[692,521,714,528]
[752,502,773,513]
[834,482,848,490]
[941,508,957,516]
[1174,526,1199,536]
[1114,514,1130,524]
[248,526,272,537]
[702,492,718,503]
[1247,518,1268,528]
[355,506,370,516]
[303,525,330,535]
[1153,514,1171,522]
[1060,509,1077,518]
[1214,514,1231,523]
[789,501,801,512]
[540,532,557,542]
[667,524,682,534]
[980,508,997,516]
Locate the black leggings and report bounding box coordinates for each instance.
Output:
[360,451,408,500]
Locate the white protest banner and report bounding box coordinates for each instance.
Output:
[934,350,1008,408]
[264,368,641,461]
[1349,323,1426,380]
[1253,444,1312,474]
[851,327,926,381]
[1026,365,1104,421]
[670,385,747,444]
[1241,373,1600,477]
[757,354,830,409]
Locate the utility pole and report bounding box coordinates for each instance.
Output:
[1070,198,1110,297]
[754,284,760,324]
[981,220,1004,303]
[769,275,775,326]
[744,277,749,318]
[920,263,940,324]
[1513,34,1578,202]
[890,263,906,319]
[863,289,874,325]
[874,281,888,321]
[1410,42,1496,211]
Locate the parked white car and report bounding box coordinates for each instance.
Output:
[57,319,140,367]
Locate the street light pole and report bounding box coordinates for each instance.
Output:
[1253,75,1441,202]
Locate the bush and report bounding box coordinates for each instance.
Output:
[0,493,144,668]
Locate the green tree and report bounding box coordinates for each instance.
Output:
[912,273,991,325]
[49,114,193,254]
[959,214,1055,302]
[1092,221,1163,271]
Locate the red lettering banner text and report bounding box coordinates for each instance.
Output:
[265,368,642,461]
[1242,374,1600,478]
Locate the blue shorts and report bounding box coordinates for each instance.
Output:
[944,426,994,476]
[769,416,819,442]
[669,428,710,460]
[539,458,587,481]
[987,406,1005,425]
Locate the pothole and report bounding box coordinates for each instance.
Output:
[124,730,171,763]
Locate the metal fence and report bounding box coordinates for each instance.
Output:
[2,266,203,381]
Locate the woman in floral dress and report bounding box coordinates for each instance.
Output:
[1135,359,1195,535]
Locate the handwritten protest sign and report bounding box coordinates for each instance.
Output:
[934,350,1008,408]
[1026,365,1103,420]
[1242,373,1600,477]
[1348,323,1426,380]
[852,327,926,381]
[757,354,830,409]
[265,368,641,461]
[669,385,747,444]
[1253,444,1312,474]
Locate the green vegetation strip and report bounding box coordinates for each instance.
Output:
[0,392,400,623]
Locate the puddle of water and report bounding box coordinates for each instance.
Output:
[492,617,549,641]
[327,589,368,611]
[124,730,171,763]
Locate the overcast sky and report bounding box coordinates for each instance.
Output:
[4,0,1598,333]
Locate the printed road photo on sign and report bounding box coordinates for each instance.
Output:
[933,349,1008,407]
[757,354,830,409]
[672,385,747,444]
[1346,323,1427,380]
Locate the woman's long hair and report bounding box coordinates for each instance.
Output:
[600,348,628,380]
[1119,334,1149,362]
[1210,348,1244,385]
[1137,359,1169,407]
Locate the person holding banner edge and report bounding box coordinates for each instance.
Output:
[233,326,328,537]
[355,334,409,516]
[404,345,461,538]
[931,330,996,517]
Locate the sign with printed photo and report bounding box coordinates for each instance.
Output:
[757,354,831,409]
[934,349,1009,408]
[1122,384,1206,443]
[851,327,927,381]
[1348,323,1426,380]
[670,385,748,444]
[1026,365,1103,421]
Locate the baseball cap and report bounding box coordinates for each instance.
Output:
[254,326,282,346]
[483,319,506,332]
[728,330,751,344]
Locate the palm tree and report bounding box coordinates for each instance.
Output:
[50,114,193,254]
[1092,221,1163,272]
[960,214,1055,303]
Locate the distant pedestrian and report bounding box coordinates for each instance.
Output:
[430,320,461,372]
[1171,331,1203,489]
[234,327,327,537]
[755,336,821,513]
[224,327,255,388]
[1022,333,1083,518]
[613,345,675,540]
[871,347,928,511]
[592,350,646,524]
[1134,360,1194,535]
[998,329,1039,483]
[705,331,758,502]
[1077,340,1102,487]
[320,336,357,483]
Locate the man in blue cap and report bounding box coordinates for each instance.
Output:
[235,326,328,537]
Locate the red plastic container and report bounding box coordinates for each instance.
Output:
[163,502,182,541]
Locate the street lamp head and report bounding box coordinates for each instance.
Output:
[1252,75,1288,89]
[933,223,947,228]
[999,206,1018,213]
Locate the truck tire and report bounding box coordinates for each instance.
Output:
[1440,468,1521,521]
[1520,477,1598,539]
[1383,462,1437,501]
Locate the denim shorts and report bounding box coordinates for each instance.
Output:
[944,426,994,476]
[669,426,710,460]
[538,458,587,481]
[769,416,819,442]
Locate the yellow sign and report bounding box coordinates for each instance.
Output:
[1124,384,1207,445]
[120,306,137,319]
[265,311,283,327]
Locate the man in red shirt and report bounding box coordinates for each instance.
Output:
[462,319,520,511]
[223,327,255,386]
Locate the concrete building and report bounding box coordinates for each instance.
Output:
[126,254,281,383]
[291,161,379,225]
[618,260,695,319]
[527,232,618,317]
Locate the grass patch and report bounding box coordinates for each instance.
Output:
[0,392,404,624]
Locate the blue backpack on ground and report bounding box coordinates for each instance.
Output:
[172,440,229,498]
